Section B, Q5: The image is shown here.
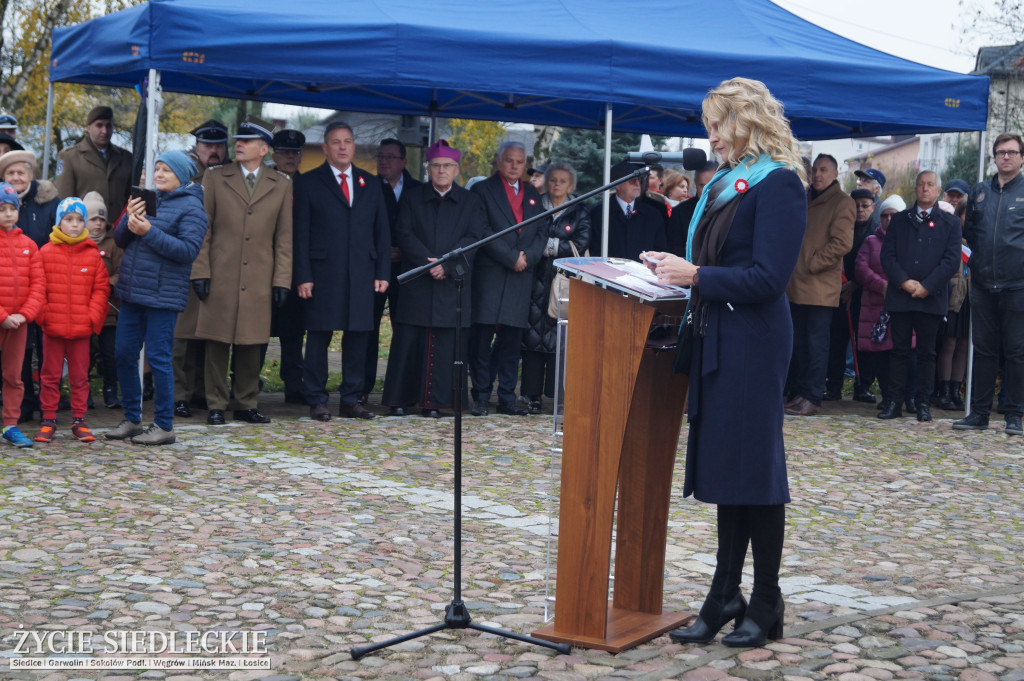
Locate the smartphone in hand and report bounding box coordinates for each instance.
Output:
[130,186,157,217]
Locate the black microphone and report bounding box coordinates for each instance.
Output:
[625,148,707,170]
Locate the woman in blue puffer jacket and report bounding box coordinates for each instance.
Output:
[107,150,208,445]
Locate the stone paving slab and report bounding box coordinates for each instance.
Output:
[0,396,1022,680]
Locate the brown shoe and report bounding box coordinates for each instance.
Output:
[784,395,802,409]
[339,402,375,419]
[785,397,820,416]
[310,403,331,421]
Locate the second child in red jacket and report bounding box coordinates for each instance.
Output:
[33,197,110,443]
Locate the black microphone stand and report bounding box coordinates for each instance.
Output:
[350,167,650,661]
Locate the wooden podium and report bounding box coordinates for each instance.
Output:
[533,276,691,652]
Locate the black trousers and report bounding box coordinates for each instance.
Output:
[787,303,833,406]
[520,350,556,399]
[95,326,118,391]
[303,330,368,406]
[365,271,401,397]
[969,287,1024,418]
[20,323,42,411]
[887,310,942,404]
[703,505,785,623]
[469,323,522,405]
[825,296,861,394]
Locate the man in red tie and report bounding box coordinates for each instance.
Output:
[292,120,391,420]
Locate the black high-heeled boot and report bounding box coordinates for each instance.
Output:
[669,592,746,644]
[721,597,784,647]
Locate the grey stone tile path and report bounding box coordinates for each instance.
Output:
[1,395,1022,680]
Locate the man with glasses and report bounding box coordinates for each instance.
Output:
[292,120,391,421]
[363,138,421,404]
[954,133,1024,435]
[381,140,485,417]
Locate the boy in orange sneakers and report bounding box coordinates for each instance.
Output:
[0,182,45,447]
[33,197,109,443]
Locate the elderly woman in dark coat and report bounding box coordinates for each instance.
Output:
[520,162,590,413]
[642,77,807,648]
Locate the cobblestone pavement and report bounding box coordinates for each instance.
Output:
[1,394,1022,681]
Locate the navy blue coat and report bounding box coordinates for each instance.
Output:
[684,168,806,505]
[881,205,962,315]
[589,200,666,259]
[292,162,391,332]
[17,180,60,248]
[114,182,208,311]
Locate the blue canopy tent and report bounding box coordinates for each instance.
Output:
[49,0,988,139]
[46,0,990,254]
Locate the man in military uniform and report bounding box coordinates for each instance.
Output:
[172,119,231,417]
[191,116,292,425]
[268,128,306,402]
[189,119,230,181]
[54,106,133,220]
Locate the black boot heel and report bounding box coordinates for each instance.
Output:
[668,592,746,644]
[721,598,784,647]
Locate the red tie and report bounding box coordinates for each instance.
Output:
[340,173,351,205]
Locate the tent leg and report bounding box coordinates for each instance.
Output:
[42,82,55,178]
[144,69,161,188]
[965,130,985,412]
[601,103,612,257]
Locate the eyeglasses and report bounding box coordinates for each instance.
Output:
[428,162,458,170]
[376,154,402,161]
[994,149,1021,158]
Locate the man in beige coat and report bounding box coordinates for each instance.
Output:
[54,106,133,221]
[784,153,854,416]
[191,116,292,425]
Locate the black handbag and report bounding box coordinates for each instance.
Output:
[672,304,694,375]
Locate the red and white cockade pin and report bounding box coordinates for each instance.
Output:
[928,221,935,228]
[564,224,572,232]
[528,198,536,206]
[358,176,366,187]
[734,178,749,193]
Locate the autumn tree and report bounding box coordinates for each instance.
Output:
[445,118,508,184]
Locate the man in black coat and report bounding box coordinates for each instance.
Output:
[879,170,962,422]
[469,141,546,415]
[362,138,422,404]
[292,120,391,420]
[381,140,485,417]
[589,161,666,259]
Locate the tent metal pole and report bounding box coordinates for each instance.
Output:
[145,69,160,188]
[965,129,986,411]
[42,82,55,178]
[601,103,612,257]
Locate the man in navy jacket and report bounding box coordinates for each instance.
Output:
[878,170,961,422]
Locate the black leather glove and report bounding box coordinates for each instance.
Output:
[273,286,290,308]
[192,279,210,301]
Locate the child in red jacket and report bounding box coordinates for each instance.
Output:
[0,182,45,448]
[33,197,110,443]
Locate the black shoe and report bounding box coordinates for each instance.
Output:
[497,402,529,416]
[388,406,406,417]
[952,412,989,430]
[103,387,121,409]
[174,400,192,418]
[207,409,226,425]
[357,393,369,406]
[905,397,917,413]
[234,409,271,424]
[917,403,932,422]
[527,397,542,414]
[669,593,746,644]
[339,403,375,419]
[822,391,842,401]
[853,388,876,404]
[877,401,902,419]
[421,409,442,418]
[721,598,784,648]
[284,392,306,405]
[949,382,964,410]
[935,381,957,410]
[471,400,488,416]
[142,373,154,401]
[1005,414,1023,436]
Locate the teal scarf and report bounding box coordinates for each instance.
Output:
[685,154,787,262]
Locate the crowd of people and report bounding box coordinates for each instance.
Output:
[0,106,1021,447]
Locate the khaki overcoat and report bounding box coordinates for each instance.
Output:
[54,137,133,221]
[191,163,292,345]
[786,181,854,307]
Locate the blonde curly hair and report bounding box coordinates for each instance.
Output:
[701,77,806,183]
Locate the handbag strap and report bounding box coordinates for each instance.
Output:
[569,240,580,258]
